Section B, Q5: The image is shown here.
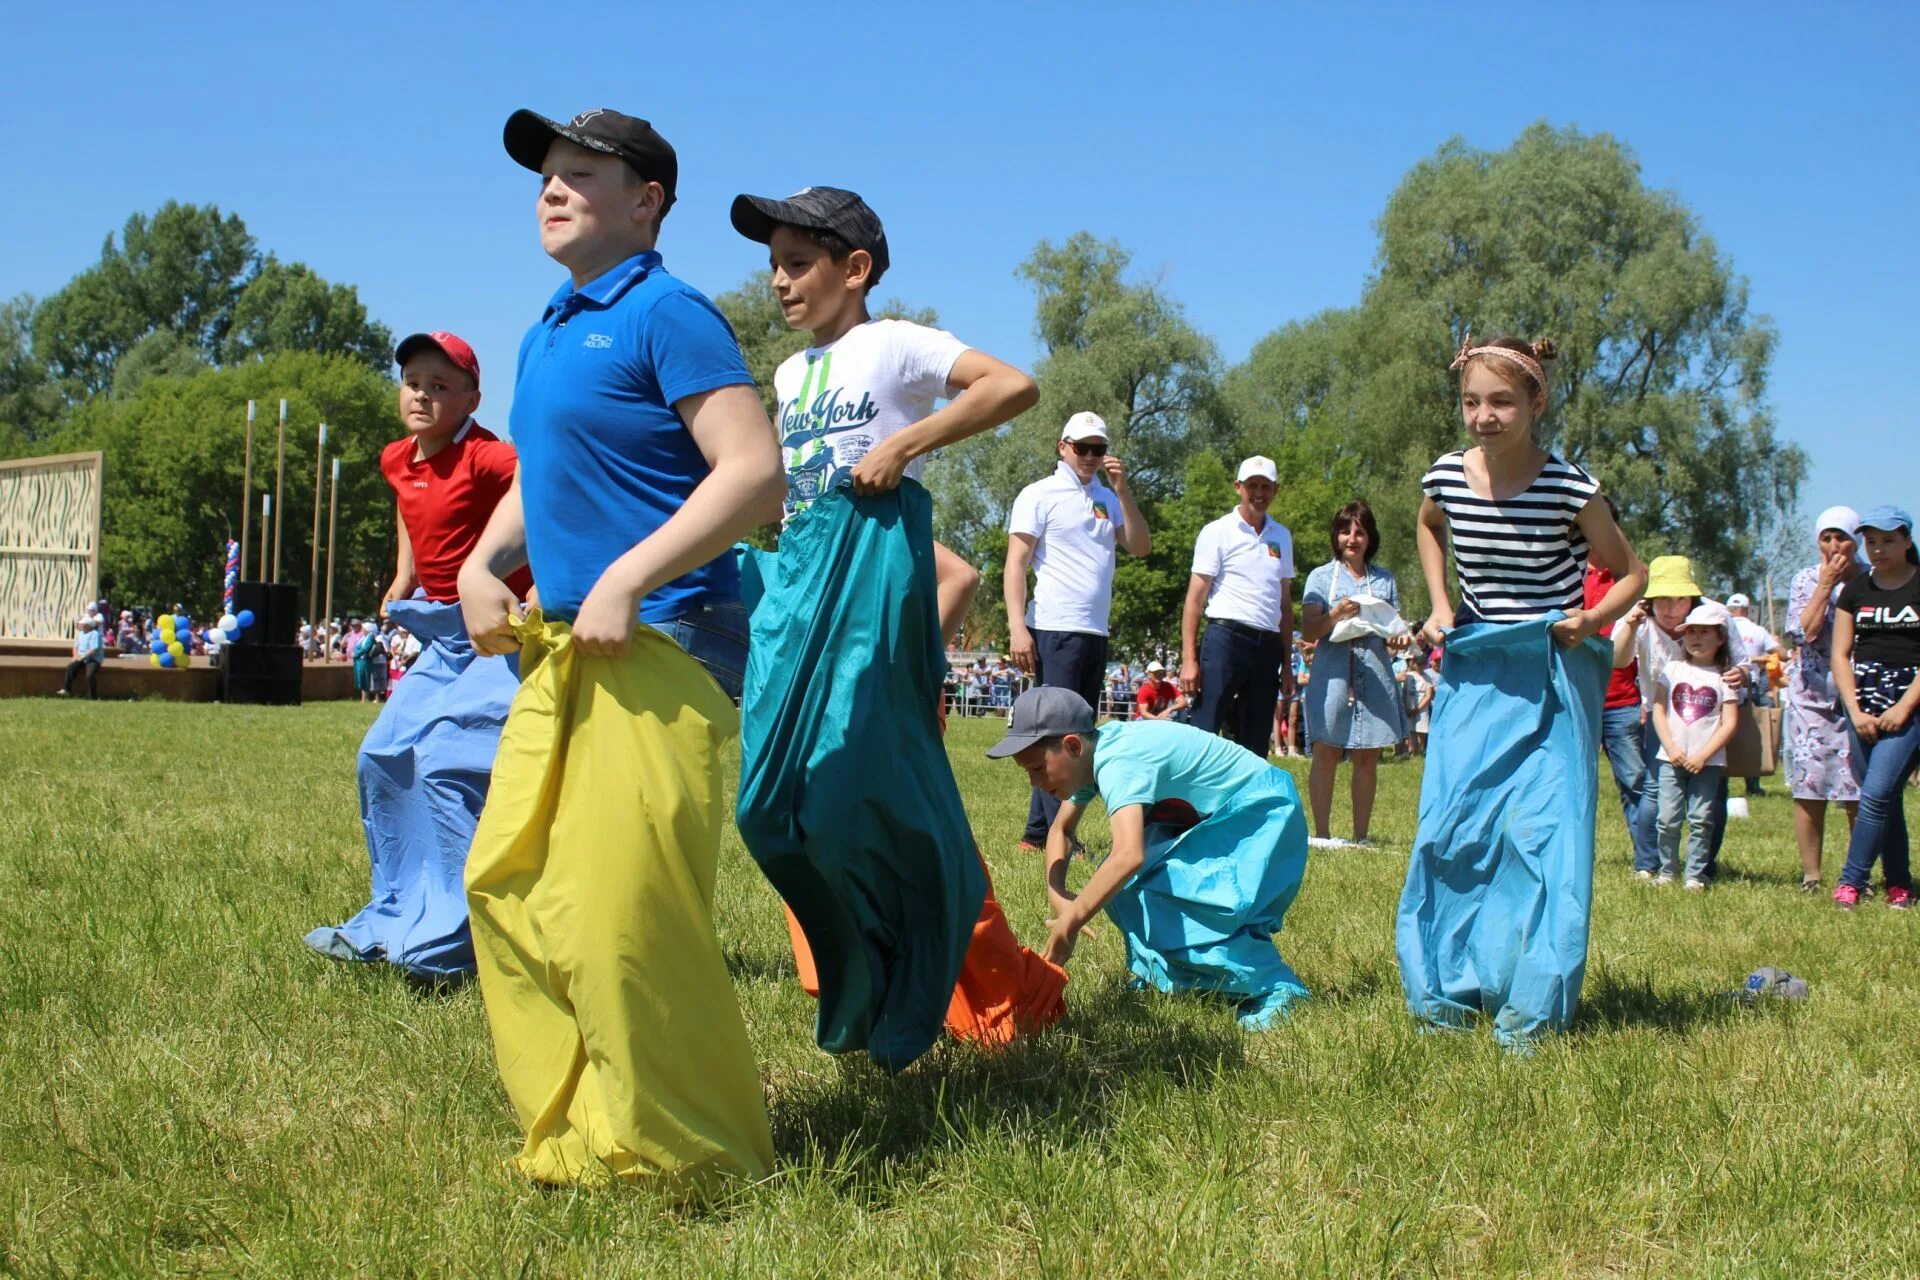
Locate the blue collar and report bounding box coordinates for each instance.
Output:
[543,250,662,320]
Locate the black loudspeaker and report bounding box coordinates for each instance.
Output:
[230,581,299,647]
[222,643,303,706]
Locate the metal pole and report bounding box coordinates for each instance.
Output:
[239,400,254,581]
[272,398,287,581]
[259,494,271,581]
[324,457,340,662]
[308,421,326,630]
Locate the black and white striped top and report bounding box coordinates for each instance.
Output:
[1422,451,1599,623]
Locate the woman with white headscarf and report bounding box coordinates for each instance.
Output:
[1783,505,1866,889]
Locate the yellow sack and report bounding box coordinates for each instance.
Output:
[465,611,773,1189]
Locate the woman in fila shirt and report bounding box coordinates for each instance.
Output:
[1829,505,1920,910]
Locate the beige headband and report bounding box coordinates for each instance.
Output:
[1449,332,1546,391]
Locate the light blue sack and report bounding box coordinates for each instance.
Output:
[1395,613,1610,1046]
[305,597,519,980]
[736,481,986,1071]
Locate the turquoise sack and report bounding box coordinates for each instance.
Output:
[736,481,986,1070]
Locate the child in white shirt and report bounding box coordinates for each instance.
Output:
[1652,602,1742,888]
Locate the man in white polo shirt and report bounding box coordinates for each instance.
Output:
[1004,410,1150,848]
[1181,455,1294,756]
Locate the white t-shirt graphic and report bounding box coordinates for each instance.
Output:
[772,318,969,522]
[1656,660,1734,767]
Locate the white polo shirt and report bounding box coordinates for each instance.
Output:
[1192,508,1294,632]
[1008,462,1125,636]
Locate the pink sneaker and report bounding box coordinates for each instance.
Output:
[1834,883,1861,910]
[1887,885,1913,911]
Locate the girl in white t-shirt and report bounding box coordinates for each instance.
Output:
[1652,603,1742,888]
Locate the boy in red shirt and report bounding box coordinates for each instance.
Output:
[304,331,531,982]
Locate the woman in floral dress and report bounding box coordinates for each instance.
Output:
[1783,506,1865,889]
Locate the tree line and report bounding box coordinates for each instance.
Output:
[0,124,1803,637]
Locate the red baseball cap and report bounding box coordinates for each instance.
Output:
[395,331,481,390]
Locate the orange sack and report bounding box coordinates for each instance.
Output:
[784,848,1066,1047]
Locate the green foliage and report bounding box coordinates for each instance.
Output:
[31,202,258,395]
[0,294,62,457]
[1231,123,1802,607]
[109,329,209,401]
[225,256,393,372]
[1017,234,1230,497]
[50,352,401,614]
[29,202,391,402]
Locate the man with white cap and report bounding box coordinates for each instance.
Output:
[1135,659,1186,720]
[1181,456,1294,756]
[1004,410,1150,848]
[59,616,104,699]
[1726,591,1782,796]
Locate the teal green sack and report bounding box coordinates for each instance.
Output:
[736,481,986,1071]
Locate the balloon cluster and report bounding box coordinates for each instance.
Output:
[146,609,256,670]
[148,612,192,669]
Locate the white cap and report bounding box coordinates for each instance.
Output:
[1683,601,1731,629]
[1236,455,1278,483]
[1145,660,1167,674]
[1726,593,1751,609]
[1060,411,1108,442]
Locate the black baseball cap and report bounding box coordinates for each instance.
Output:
[730,186,890,276]
[503,108,678,213]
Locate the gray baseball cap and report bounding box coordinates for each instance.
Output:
[986,687,1097,759]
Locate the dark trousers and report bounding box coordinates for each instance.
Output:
[1190,619,1284,757]
[62,657,101,699]
[1022,628,1110,843]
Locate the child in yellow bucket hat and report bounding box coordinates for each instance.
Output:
[1612,554,1753,881]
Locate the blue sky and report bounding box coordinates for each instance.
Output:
[3,3,1912,564]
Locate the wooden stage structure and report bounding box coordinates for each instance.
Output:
[0,641,357,702]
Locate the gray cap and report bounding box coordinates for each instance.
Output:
[985,687,1097,759]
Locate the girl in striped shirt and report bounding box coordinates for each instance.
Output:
[1415,337,1642,640]
[1396,334,1646,1050]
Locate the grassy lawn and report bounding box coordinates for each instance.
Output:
[3,699,1916,1277]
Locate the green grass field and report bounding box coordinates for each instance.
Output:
[3,699,1916,1278]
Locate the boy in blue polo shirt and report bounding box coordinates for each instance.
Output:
[457,107,784,1190]
[989,686,1312,1030]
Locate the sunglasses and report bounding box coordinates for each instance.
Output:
[1067,440,1108,457]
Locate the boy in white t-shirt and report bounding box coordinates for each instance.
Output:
[1651,602,1742,889]
[731,185,1069,1051]
[732,186,1035,642]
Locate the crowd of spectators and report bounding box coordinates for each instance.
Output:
[53,597,424,702]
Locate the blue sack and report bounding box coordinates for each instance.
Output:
[1395,613,1610,1046]
[1093,725,1312,1031]
[735,481,986,1070]
[305,597,520,980]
